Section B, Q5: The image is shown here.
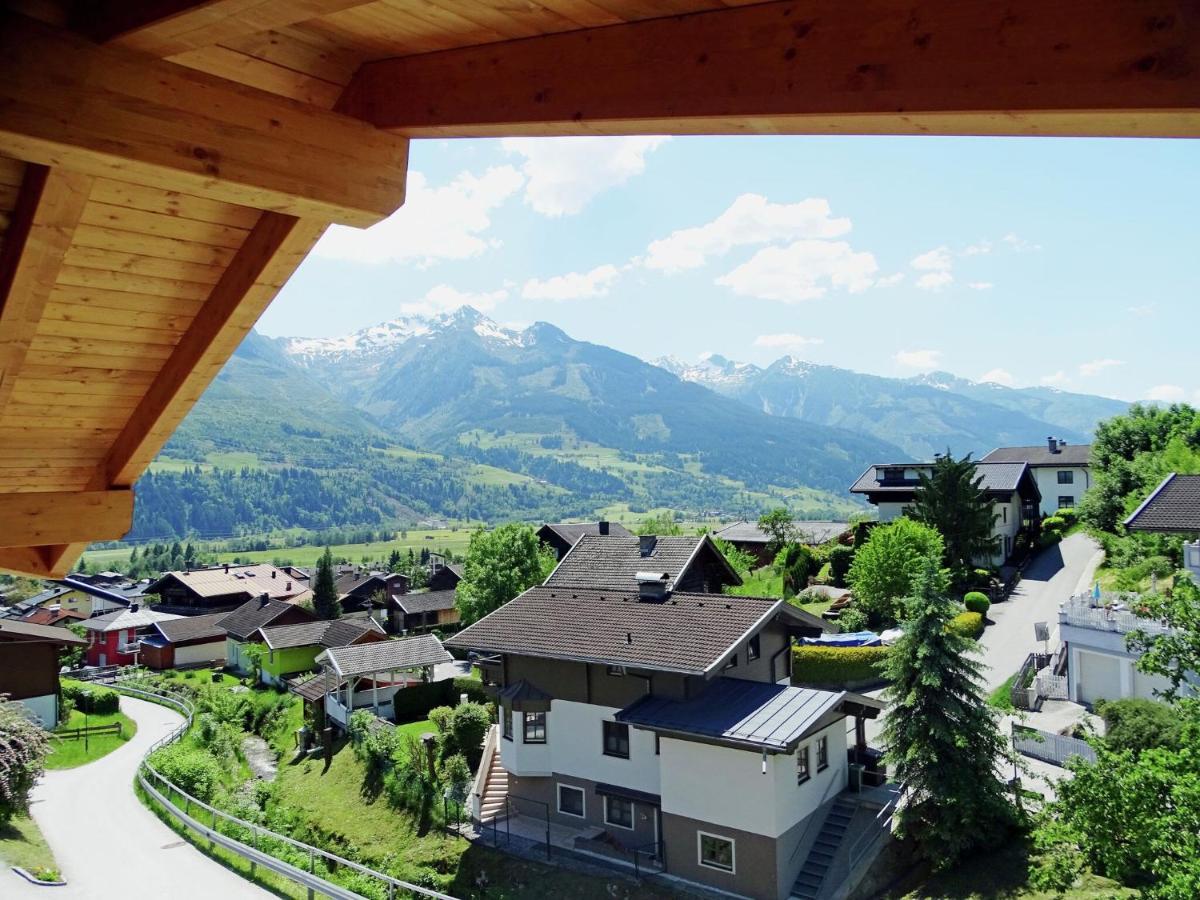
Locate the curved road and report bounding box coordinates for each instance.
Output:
[11,696,271,899]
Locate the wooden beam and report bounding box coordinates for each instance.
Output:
[0,165,94,412]
[0,546,56,578]
[0,13,408,226]
[0,490,134,548]
[340,0,1200,138]
[81,1,376,57]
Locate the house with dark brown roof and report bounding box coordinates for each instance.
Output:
[427,562,463,593]
[536,520,634,560]
[544,534,741,595]
[850,459,1042,566]
[981,438,1092,516]
[255,618,387,686]
[221,596,316,676]
[334,570,409,624]
[446,580,885,900]
[0,619,86,726]
[1125,473,1200,582]
[139,613,229,670]
[147,564,310,614]
[713,521,849,565]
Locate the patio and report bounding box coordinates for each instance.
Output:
[314,634,452,728]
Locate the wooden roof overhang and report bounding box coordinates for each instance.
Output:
[0,0,1196,576]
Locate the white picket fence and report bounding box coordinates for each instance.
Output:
[1035,666,1068,701]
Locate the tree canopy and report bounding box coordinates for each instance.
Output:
[455,524,556,626]
[910,451,998,580]
[312,546,341,620]
[0,696,49,826]
[757,507,799,557]
[847,518,945,628]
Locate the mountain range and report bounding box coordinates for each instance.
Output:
[138,307,1125,542]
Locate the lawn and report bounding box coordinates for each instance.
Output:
[45,708,136,770]
[988,673,1018,711]
[0,815,57,878]
[395,718,436,741]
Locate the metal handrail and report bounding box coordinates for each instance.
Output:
[788,771,845,864]
[114,676,460,900]
[846,784,902,871]
[631,838,664,879]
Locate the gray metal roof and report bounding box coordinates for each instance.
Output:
[714,521,848,546]
[616,678,882,753]
[1125,474,1200,533]
[981,443,1091,467]
[316,634,452,678]
[396,590,457,614]
[850,461,1032,494]
[0,619,86,645]
[151,612,228,645]
[82,606,182,632]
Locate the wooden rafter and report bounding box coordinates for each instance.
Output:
[340,0,1200,138]
[0,165,93,412]
[0,13,409,226]
[0,490,134,548]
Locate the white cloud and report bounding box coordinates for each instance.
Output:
[911,246,954,271]
[1128,303,1156,317]
[894,349,942,370]
[753,333,825,349]
[980,368,1015,386]
[716,240,878,302]
[1041,371,1069,386]
[314,167,523,266]
[521,264,620,301]
[501,136,668,216]
[1002,233,1042,252]
[644,194,851,273]
[963,241,992,256]
[875,272,905,287]
[1146,384,1187,402]
[968,281,994,291]
[915,271,954,291]
[399,285,508,317]
[1078,358,1124,377]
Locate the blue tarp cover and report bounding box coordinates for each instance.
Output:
[803,632,881,647]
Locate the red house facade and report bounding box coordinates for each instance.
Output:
[82,605,182,668]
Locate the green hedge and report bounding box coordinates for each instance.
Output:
[963,591,991,615]
[388,677,491,723]
[792,645,890,686]
[947,611,985,639]
[61,679,119,715]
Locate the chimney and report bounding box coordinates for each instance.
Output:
[272,570,277,579]
[599,520,610,536]
[639,535,657,558]
[1047,436,1059,454]
[635,571,671,602]
[258,593,269,608]
[224,563,229,574]
[285,581,292,592]
[129,602,139,613]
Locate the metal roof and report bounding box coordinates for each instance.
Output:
[315,634,452,678]
[850,461,1033,495]
[1125,474,1200,533]
[0,619,86,645]
[616,678,883,753]
[713,521,849,545]
[150,612,229,644]
[981,443,1092,467]
[81,606,183,632]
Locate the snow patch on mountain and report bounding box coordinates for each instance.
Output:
[651,353,761,386]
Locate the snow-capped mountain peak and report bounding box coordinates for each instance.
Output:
[652,353,761,386]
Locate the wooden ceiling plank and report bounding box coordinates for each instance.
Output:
[62,247,227,285]
[89,179,261,229]
[49,284,206,318]
[0,490,133,549]
[0,13,408,226]
[168,45,345,107]
[72,224,239,268]
[80,203,250,250]
[42,299,194,333]
[55,267,216,301]
[0,165,94,414]
[340,0,1200,138]
[28,334,178,363]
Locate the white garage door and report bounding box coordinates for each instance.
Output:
[1077,650,1122,706]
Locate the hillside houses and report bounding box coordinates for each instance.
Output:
[544,533,741,594]
[147,564,311,614]
[536,521,634,560]
[982,438,1092,516]
[82,604,183,668]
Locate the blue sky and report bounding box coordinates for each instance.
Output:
[258,136,1199,404]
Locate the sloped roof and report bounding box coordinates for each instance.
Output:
[396,590,457,614]
[0,619,86,645]
[288,674,340,704]
[544,534,737,590]
[1125,474,1200,533]
[151,613,229,645]
[21,607,87,626]
[981,443,1092,467]
[316,635,452,678]
[538,522,634,545]
[616,678,882,753]
[147,565,306,600]
[81,606,182,632]
[714,521,848,546]
[850,461,1033,494]
[221,597,313,642]
[447,586,814,676]
[258,618,383,651]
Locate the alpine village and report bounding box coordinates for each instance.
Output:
[0,4,1197,900]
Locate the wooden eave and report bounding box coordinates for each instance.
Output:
[0,0,1197,575]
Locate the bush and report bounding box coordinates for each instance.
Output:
[0,696,49,825]
[442,753,472,801]
[194,713,238,763]
[61,679,120,715]
[452,676,490,706]
[428,706,454,736]
[963,592,991,615]
[828,545,854,587]
[792,645,890,686]
[1095,698,1184,755]
[150,745,223,802]
[1055,507,1078,527]
[947,611,985,639]
[449,703,491,769]
[837,606,869,632]
[390,679,454,723]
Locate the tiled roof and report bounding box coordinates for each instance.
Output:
[0,619,86,645]
[287,674,341,703]
[544,535,727,590]
[447,586,785,675]
[221,597,312,641]
[316,634,452,678]
[151,613,229,645]
[850,461,1030,494]
[981,443,1092,467]
[616,678,882,752]
[714,521,848,545]
[539,521,634,545]
[82,606,182,632]
[396,590,457,614]
[21,607,87,626]
[259,618,383,650]
[147,565,306,600]
[1125,474,1200,533]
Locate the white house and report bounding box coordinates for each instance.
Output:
[981,438,1092,517]
[1124,473,1200,583]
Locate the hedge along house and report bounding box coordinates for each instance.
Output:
[255,618,387,687]
[446,583,888,899]
[139,612,228,670]
[544,534,742,595]
[82,603,182,668]
[0,619,85,726]
[220,596,316,676]
[316,634,453,729]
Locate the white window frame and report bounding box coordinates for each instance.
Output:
[557,783,586,819]
[697,830,736,874]
[797,743,811,784]
[603,795,635,830]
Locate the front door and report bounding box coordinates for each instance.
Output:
[98,652,107,667]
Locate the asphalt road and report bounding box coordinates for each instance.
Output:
[11,696,272,899]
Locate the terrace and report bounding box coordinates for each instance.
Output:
[1058,592,1171,638]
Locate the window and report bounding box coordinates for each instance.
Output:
[881,466,905,483]
[698,832,735,873]
[523,711,546,744]
[747,634,761,661]
[557,784,585,818]
[723,653,738,670]
[1058,495,1075,509]
[607,665,626,677]
[817,736,829,771]
[603,721,630,759]
[502,707,513,741]
[1058,470,1074,485]
[1001,506,1007,524]
[655,734,661,756]
[797,744,811,784]
[604,796,634,829]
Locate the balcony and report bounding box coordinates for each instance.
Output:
[1058,594,1171,638]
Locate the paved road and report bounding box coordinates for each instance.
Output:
[978,532,1103,692]
[10,696,271,899]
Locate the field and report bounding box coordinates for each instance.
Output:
[45,708,137,769]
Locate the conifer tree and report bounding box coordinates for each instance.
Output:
[313,547,340,620]
[882,559,1016,869]
[911,451,998,583]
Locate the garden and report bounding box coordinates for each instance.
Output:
[46,680,137,770]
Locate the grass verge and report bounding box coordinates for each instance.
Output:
[0,815,57,876]
[45,709,137,769]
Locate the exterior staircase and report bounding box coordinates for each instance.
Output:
[478,755,509,824]
[791,796,857,900]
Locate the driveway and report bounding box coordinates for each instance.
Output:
[9,696,271,899]
[979,532,1103,692]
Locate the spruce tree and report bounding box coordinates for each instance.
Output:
[882,559,1016,869]
[910,451,998,583]
[313,547,341,620]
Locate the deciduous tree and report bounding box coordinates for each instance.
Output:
[758,507,798,556]
[847,518,945,628]
[456,524,555,626]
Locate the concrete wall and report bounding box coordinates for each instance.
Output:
[17,694,57,728]
[506,772,659,850]
[174,639,226,668]
[660,810,779,900]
